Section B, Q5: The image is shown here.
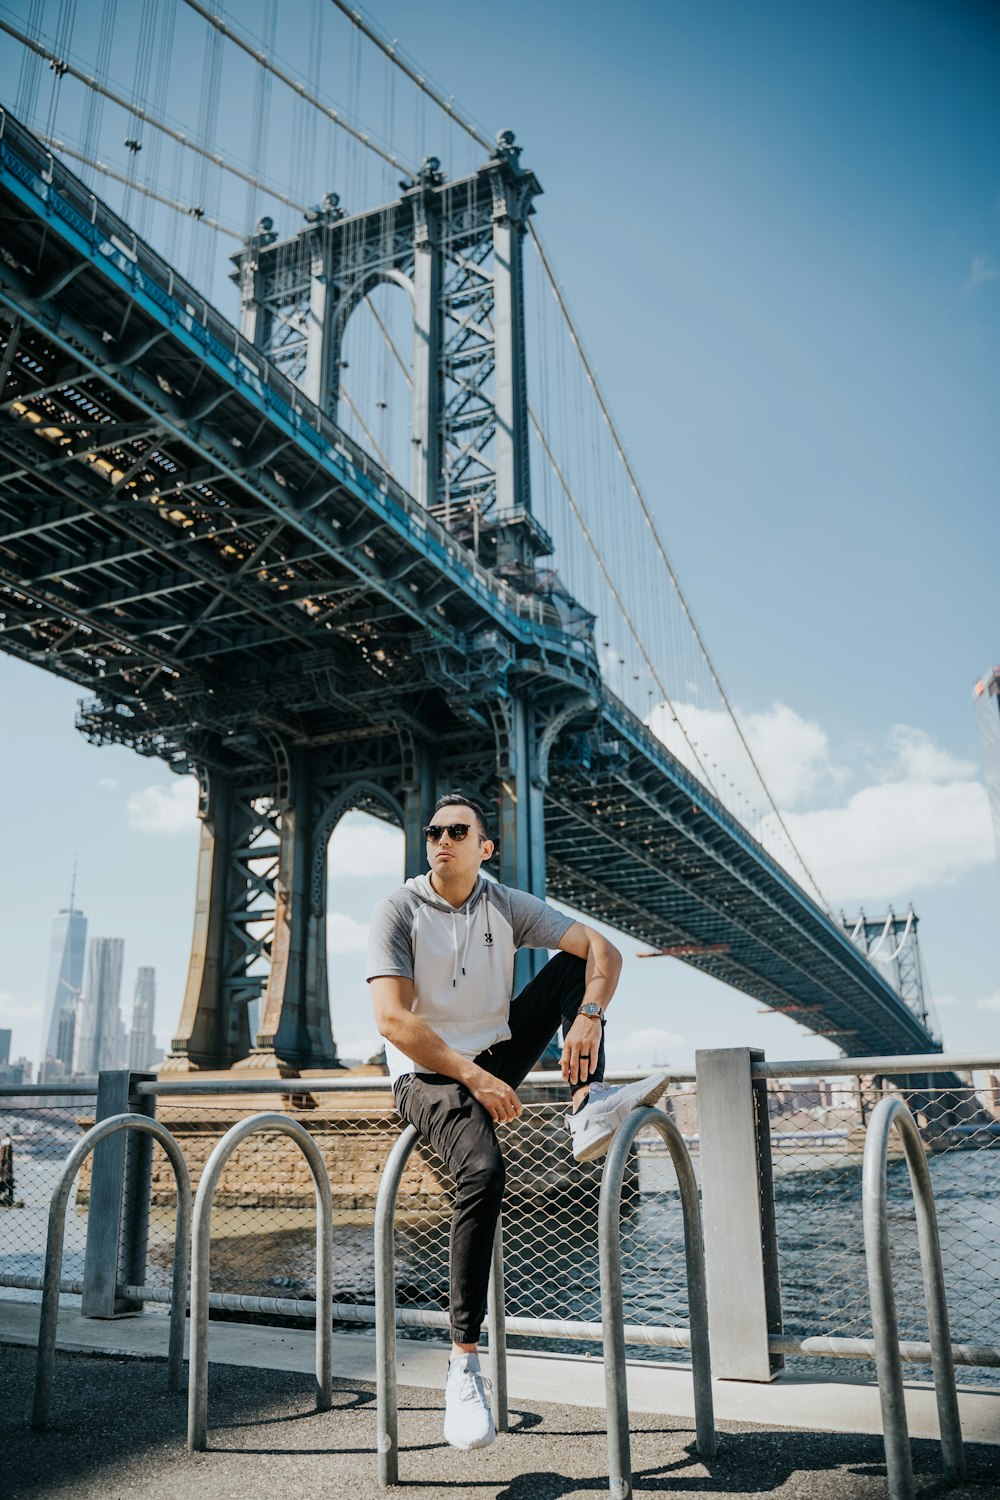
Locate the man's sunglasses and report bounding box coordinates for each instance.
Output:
[424,822,478,843]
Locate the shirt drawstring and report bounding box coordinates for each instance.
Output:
[451,910,460,988]
[451,883,490,987]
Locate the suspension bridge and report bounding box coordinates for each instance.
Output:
[0,3,942,1071]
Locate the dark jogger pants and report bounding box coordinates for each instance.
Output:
[392,951,603,1345]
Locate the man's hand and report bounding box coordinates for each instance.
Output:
[561,1014,603,1086]
[468,1069,523,1125]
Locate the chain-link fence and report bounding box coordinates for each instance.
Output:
[0,1095,96,1296]
[2,1066,998,1386]
[764,1074,1000,1386]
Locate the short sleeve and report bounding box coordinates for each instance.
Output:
[366,896,414,981]
[507,889,574,951]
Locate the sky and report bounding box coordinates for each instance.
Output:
[0,0,998,1075]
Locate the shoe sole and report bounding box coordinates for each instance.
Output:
[572,1075,669,1163]
[444,1428,496,1450]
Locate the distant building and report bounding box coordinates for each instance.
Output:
[127,967,159,1072]
[39,874,87,1079]
[74,937,125,1076]
[55,1004,77,1075]
[13,1057,32,1085]
[974,666,1000,874]
[0,1029,9,1067]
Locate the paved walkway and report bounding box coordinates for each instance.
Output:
[2,1300,999,1498]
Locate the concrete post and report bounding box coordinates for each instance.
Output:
[81,1069,156,1317]
[695,1047,784,1380]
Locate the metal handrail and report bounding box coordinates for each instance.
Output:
[31,1113,191,1428]
[598,1106,715,1500]
[131,1068,690,1097]
[754,1052,1000,1079]
[374,1123,507,1486]
[187,1113,333,1451]
[862,1096,965,1499]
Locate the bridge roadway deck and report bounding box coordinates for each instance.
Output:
[2,1297,998,1499]
[0,109,938,1058]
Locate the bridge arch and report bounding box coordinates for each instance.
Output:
[312,784,406,1069]
[334,271,416,488]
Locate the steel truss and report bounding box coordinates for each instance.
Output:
[0,110,940,1070]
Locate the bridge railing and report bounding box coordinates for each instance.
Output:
[0,106,600,673]
[1,1051,998,1385]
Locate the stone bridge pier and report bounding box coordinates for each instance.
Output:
[161,692,591,1076]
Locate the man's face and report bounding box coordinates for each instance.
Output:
[426,803,494,881]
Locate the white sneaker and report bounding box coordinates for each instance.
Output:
[443,1354,495,1450]
[567,1072,670,1162]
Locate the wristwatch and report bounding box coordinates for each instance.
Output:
[577,1002,605,1021]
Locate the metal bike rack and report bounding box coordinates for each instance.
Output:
[863,1096,965,1500]
[187,1113,334,1451]
[32,1112,191,1429]
[375,1123,508,1486]
[599,1106,716,1500]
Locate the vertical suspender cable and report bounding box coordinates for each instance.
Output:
[329,0,827,907]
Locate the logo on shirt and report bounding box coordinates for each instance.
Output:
[484,931,493,947]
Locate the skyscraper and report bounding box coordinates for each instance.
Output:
[39,870,87,1079]
[974,666,1000,873]
[127,967,157,1071]
[74,937,125,1077]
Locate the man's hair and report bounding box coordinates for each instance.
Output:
[431,791,491,840]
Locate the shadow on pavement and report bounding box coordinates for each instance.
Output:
[2,1344,998,1499]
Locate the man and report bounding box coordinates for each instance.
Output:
[367,793,667,1452]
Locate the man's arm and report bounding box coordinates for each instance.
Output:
[370,975,522,1123]
[557,921,623,1087]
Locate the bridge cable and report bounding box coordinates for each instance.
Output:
[331,0,828,907]
[179,0,414,176]
[38,134,240,236]
[0,19,311,214]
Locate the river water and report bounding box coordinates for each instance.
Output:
[4,1143,998,1389]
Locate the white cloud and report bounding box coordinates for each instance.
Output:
[96,776,118,792]
[127,779,198,834]
[785,778,994,904]
[964,253,1000,292]
[886,725,976,783]
[327,912,370,955]
[605,1026,686,1070]
[329,814,403,878]
[647,699,840,812]
[934,994,961,1008]
[976,992,1000,1013]
[741,702,838,807]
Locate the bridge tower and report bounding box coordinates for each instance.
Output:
[232,130,549,576]
[162,132,577,1076]
[842,908,933,1031]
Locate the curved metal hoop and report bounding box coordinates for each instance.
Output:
[862,1096,965,1499]
[374,1124,507,1486]
[599,1106,715,1499]
[187,1113,334,1451]
[32,1113,192,1429]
